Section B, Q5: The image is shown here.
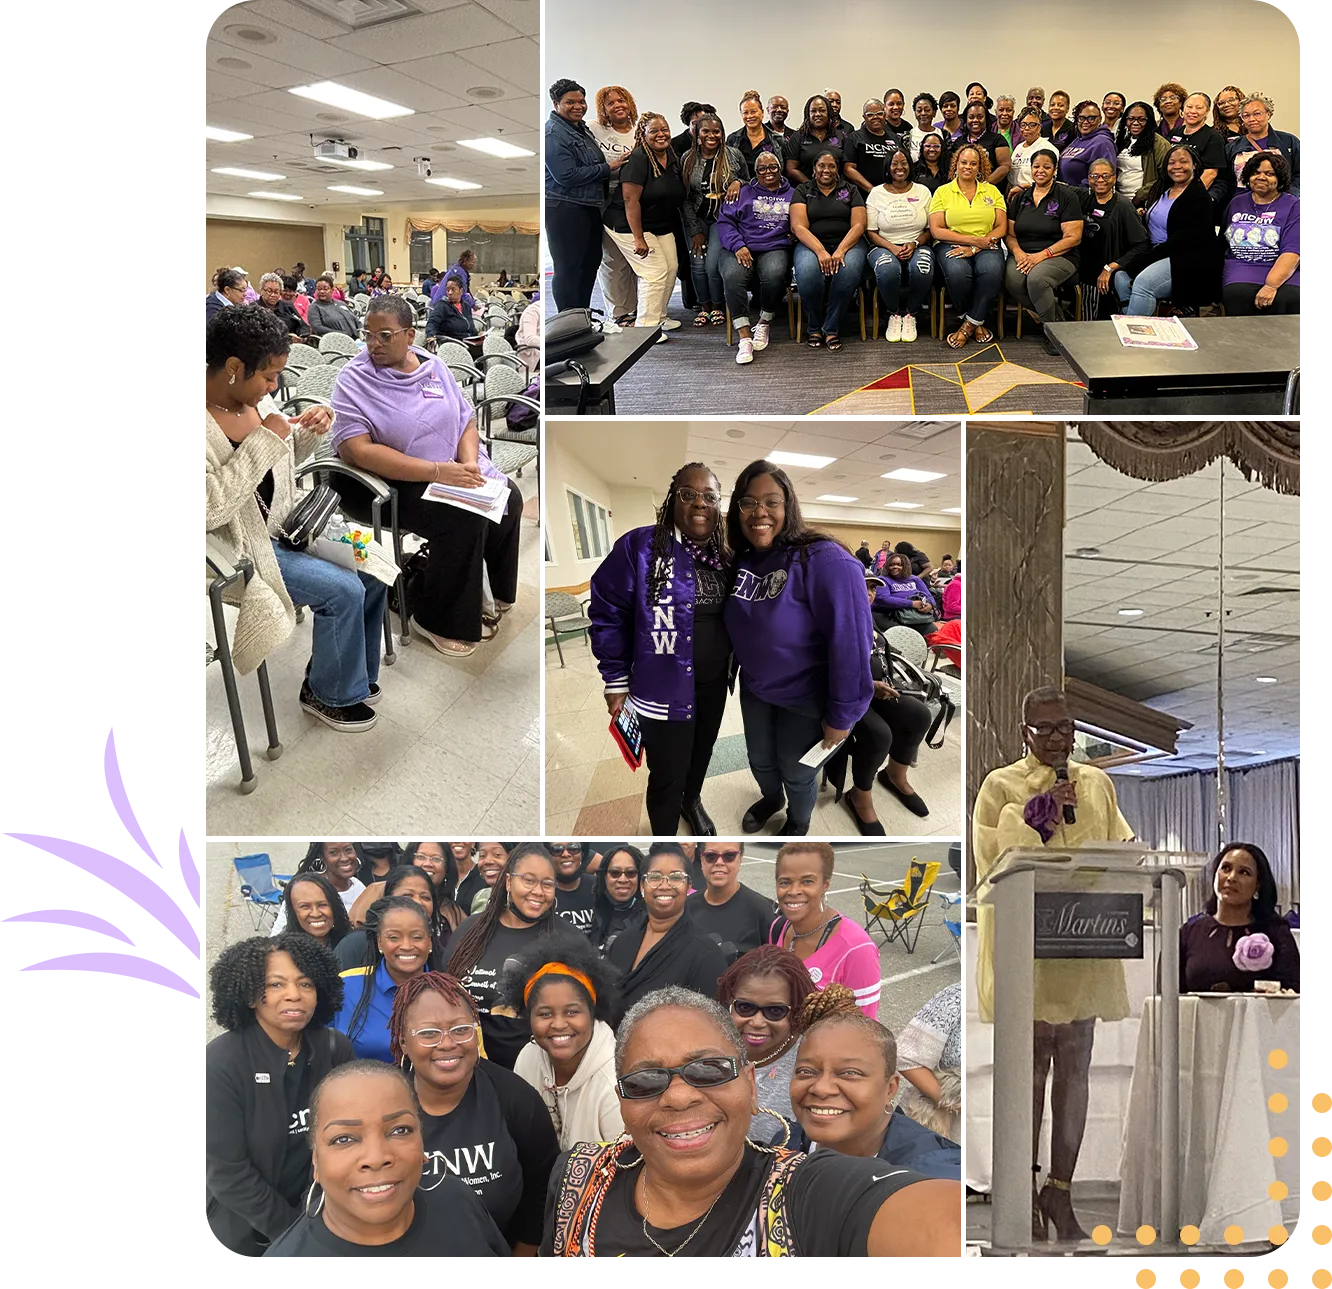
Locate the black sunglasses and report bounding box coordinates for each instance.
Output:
[730,999,792,1022]
[616,1056,743,1100]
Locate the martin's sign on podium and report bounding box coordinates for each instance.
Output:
[1034,891,1144,958]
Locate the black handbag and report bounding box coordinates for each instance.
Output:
[388,543,431,618]
[546,307,605,362]
[275,484,340,551]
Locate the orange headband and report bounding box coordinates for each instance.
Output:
[523,962,596,1006]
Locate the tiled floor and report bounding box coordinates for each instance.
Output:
[207,474,541,835]
[544,638,962,838]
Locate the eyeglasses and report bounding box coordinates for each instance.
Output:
[409,1023,478,1047]
[730,999,792,1022]
[605,867,638,880]
[642,870,689,888]
[367,327,411,344]
[548,843,583,854]
[1240,110,1269,120]
[1025,720,1075,738]
[702,849,742,864]
[512,874,557,893]
[1089,170,1115,181]
[678,487,721,505]
[737,494,785,514]
[412,852,442,864]
[1126,115,1149,124]
[1077,115,1100,124]
[616,1056,743,1099]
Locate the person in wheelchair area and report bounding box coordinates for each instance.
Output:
[206,305,388,734]
[331,296,523,658]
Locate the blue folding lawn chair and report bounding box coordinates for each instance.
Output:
[233,852,292,931]
[933,891,962,963]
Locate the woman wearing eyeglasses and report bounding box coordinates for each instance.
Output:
[447,844,559,1070]
[590,844,644,953]
[1058,102,1117,188]
[686,843,776,962]
[589,462,731,837]
[1115,101,1172,210]
[606,844,728,1021]
[387,972,559,1256]
[972,685,1135,1243]
[498,931,625,1149]
[540,988,960,1255]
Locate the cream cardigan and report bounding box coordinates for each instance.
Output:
[205,396,322,675]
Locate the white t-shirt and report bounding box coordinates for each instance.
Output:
[588,120,635,162]
[908,126,944,161]
[865,183,933,243]
[1117,147,1145,197]
[1010,141,1059,189]
[269,875,364,935]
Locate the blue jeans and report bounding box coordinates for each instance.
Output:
[938,246,1004,325]
[272,541,387,707]
[1114,259,1172,315]
[793,240,868,336]
[868,243,934,315]
[739,687,825,830]
[687,221,725,308]
[720,246,792,331]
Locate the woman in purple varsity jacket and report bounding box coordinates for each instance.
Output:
[588,463,731,836]
[724,460,874,837]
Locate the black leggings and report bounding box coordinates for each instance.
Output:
[636,679,729,834]
[546,199,604,311]
[1221,281,1300,316]
[848,694,932,791]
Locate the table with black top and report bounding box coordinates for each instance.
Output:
[1045,316,1299,414]
[545,326,663,414]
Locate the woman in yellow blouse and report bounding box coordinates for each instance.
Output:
[972,686,1135,1244]
[926,144,1008,348]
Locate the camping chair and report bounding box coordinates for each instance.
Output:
[932,891,962,962]
[860,858,941,953]
[232,852,293,931]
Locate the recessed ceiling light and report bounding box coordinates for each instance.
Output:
[224,24,276,43]
[1255,676,1278,684]
[882,467,946,482]
[767,450,835,468]
[1118,608,1145,617]
[216,56,252,70]
[206,126,253,142]
[940,507,962,515]
[1073,547,1101,558]
[324,156,394,172]
[456,137,535,159]
[327,184,384,196]
[725,429,746,439]
[883,501,924,509]
[315,112,348,123]
[816,495,859,503]
[247,190,304,201]
[289,82,414,120]
[213,166,286,181]
[467,85,505,100]
[425,177,483,190]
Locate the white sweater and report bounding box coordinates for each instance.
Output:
[513,1020,624,1151]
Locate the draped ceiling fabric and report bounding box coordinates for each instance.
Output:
[406,217,539,238]
[1076,423,1300,496]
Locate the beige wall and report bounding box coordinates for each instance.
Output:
[608,485,661,537]
[820,522,961,564]
[546,437,619,590]
[206,219,327,289]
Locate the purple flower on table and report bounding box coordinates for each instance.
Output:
[1233,932,1274,973]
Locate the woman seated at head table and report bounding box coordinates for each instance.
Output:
[784,1007,962,1179]
[206,934,355,1255]
[496,930,626,1150]
[959,100,1011,187]
[263,1061,510,1255]
[717,150,795,364]
[789,151,868,352]
[606,843,729,1020]
[1115,101,1172,210]
[205,306,387,735]
[1180,843,1300,994]
[1059,101,1118,187]
[590,844,644,953]
[1221,153,1300,316]
[386,971,560,1254]
[539,988,961,1255]
[1110,145,1223,316]
[1002,149,1085,354]
[1177,92,1230,208]
[1213,85,1246,139]
[1078,159,1150,320]
[783,94,848,185]
[927,144,1008,348]
[269,842,365,934]
[207,266,248,323]
[908,93,946,161]
[271,872,352,952]
[895,980,962,1143]
[1227,95,1300,195]
[681,113,747,329]
[865,150,936,342]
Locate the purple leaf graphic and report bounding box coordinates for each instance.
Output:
[104,731,159,867]
[179,830,200,908]
[22,953,197,998]
[4,909,135,944]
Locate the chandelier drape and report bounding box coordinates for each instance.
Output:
[1076,422,1299,495]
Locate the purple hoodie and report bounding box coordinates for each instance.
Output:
[874,574,936,611]
[717,177,796,255]
[724,539,873,731]
[1059,126,1117,186]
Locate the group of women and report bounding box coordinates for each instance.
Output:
[208,838,963,1256]
[545,78,1299,362]
[589,459,945,838]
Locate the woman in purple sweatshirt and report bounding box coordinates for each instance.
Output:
[723,460,873,837]
[717,153,795,365]
[1059,103,1119,187]
[872,551,938,634]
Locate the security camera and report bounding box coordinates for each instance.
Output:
[415,156,432,178]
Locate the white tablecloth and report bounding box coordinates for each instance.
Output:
[1116,995,1299,1242]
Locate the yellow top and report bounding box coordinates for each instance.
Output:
[973,752,1135,1025]
[927,180,1007,237]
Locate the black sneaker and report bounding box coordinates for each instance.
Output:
[742,795,785,834]
[299,682,378,732]
[778,819,810,836]
[363,682,382,707]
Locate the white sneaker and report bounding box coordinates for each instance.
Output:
[752,321,771,351]
[658,318,682,331]
[654,331,671,344]
[901,314,918,342]
[886,314,903,341]
[600,318,623,335]
[736,337,755,364]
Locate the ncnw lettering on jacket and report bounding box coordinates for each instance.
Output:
[651,555,677,654]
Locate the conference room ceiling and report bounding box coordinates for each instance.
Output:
[1062,431,1299,776]
[206,0,540,206]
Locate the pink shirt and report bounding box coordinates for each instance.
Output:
[770,915,881,1018]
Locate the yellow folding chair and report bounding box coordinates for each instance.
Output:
[860,859,941,954]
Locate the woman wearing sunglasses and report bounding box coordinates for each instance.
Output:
[589,462,731,836]
[540,988,960,1255]
[590,844,644,953]
[387,972,559,1256]
[606,844,728,1020]
[550,842,598,936]
[498,931,625,1149]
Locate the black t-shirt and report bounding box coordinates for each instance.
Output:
[848,126,904,188]
[786,127,847,178]
[554,875,598,938]
[275,1047,314,1205]
[419,1061,559,1246]
[607,149,686,235]
[1010,183,1084,266]
[264,1175,511,1256]
[792,180,864,250]
[226,435,275,511]
[727,126,784,174]
[691,563,731,685]
[685,884,778,964]
[457,867,490,915]
[1179,124,1227,176]
[963,130,1007,176]
[539,1144,928,1256]
[913,162,947,194]
[455,917,538,1069]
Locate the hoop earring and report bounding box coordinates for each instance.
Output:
[745,1106,792,1151]
[304,1181,325,1218]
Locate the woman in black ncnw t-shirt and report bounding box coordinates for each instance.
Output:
[790,152,868,352]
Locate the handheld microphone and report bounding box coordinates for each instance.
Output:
[1054,761,1076,826]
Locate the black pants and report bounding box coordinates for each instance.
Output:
[636,678,729,835]
[394,477,522,642]
[547,199,604,311]
[849,693,932,791]
[1221,281,1300,316]
[872,606,934,636]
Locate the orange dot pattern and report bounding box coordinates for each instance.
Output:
[1224,1224,1245,1245]
[1180,1225,1201,1246]
[1224,1272,1244,1289]
[1314,1092,1331,1113]
[1268,1049,1287,1069]
[1136,1224,1157,1245]
[1269,1274,1288,1289]
[1318,1227,1332,1246]
[1270,1093,1289,1114]
[1270,1225,1289,1246]
[1316,1139,1332,1158]
[1137,1273,1156,1289]
[1181,1274,1200,1289]
[1270,1137,1289,1157]
[1314,1273,1332,1289]
[1091,1223,1112,1246]
[1314,1181,1332,1202]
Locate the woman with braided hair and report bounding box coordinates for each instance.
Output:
[339,862,460,969]
[589,462,731,836]
[603,111,686,336]
[388,972,559,1254]
[447,843,559,1070]
[682,113,746,329]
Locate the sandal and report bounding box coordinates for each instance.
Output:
[480,614,501,641]
[615,313,636,327]
[708,310,725,326]
[495,600,514,617]
[973,324,994,344]
[694,312,711,327]
[947,321,976,349]
[806,331,825,349]
[825,334,843,352]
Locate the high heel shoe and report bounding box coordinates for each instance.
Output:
[1031,1165,1046,1242]
[1037,1177,1089,1243]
